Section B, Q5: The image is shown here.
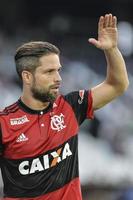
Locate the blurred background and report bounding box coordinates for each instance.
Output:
[0,0,133,199]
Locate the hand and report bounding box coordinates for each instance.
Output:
[88,14,118,50]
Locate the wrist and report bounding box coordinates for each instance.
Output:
[104,46,119,54]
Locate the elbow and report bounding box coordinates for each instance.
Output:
[122,79,129,92]
[117,79,129,95]
[125,79,129,90]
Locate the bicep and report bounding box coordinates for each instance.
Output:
[91,81,119,110]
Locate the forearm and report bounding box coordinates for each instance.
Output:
[90,14,129,110]
[104,47,129,92]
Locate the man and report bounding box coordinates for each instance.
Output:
[0,14,129,200]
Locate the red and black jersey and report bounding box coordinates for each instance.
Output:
[0,90,93,200]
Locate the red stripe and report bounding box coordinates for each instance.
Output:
[3,178,82,200]
[87,90,94,119]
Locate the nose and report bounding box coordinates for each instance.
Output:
[54,71,62,82]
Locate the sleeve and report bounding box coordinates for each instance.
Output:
[64,90,94,125]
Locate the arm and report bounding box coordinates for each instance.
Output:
[89,14,129,110]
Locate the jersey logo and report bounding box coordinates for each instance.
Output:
[10,115,29,125]
[53,102,57,108]
[51,113,66,132]
[16,133,28,143]
[18,142,72,175]
[78,90,85,104]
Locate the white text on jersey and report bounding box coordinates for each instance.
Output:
[10,115,29,125]
[19,143,72,175]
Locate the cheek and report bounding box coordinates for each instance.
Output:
[34,75,45,84]
[34,76,52,89]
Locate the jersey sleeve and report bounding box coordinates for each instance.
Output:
[64,90,94,125]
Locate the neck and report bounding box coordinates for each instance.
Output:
[21,94,50,110]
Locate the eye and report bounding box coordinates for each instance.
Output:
[58,67,62,72]
[46,69,54,74]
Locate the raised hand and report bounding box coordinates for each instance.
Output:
[88,14,118,50]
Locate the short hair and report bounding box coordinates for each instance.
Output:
[15,41,60,79]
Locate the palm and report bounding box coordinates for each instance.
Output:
[98,27,117,50]
[89,14,118,50]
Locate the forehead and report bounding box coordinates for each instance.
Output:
[38,54,61,68]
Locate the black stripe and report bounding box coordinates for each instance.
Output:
[4,102,18,110]
[1,135,79,198]
[63,91,88,125]
[0,102,19,116]
[0,107,19,116]
[4,103,19,113]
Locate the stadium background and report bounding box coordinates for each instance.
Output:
[0,0,133,199]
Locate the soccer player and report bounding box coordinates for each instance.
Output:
[0,14,129,200]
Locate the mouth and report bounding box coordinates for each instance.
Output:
[50,85,60,93]
[50,84,60,90]
[51,88,59,92]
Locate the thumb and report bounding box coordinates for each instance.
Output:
[88,38,101,48]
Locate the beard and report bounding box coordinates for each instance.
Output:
[31,86,58,104]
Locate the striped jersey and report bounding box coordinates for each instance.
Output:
[0,90,93,200]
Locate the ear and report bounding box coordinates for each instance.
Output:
[21,70,33,84]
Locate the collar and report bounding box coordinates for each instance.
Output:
[17,98,53,114]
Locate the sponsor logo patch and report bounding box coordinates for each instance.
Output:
[10,115,29,125]
[18,142,72,175]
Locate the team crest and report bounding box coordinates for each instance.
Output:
[51,113,66,132]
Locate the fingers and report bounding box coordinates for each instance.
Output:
[99,14,117,29]
[98,16,104,32]
[112,16,117,28]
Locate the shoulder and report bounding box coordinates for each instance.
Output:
[0,101,19,117]
[62,90,88,104]
[55,90,90,109]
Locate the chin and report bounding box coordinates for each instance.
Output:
[52,91,59,98]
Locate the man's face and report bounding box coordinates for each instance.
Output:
[31,54,62,103]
